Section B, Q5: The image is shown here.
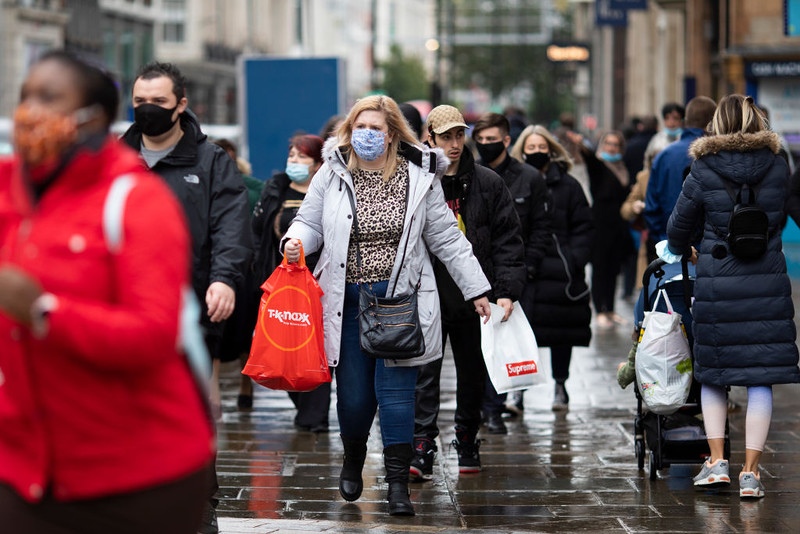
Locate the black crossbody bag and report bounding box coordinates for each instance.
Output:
[346,184,425,360]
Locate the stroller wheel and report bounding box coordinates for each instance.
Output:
[649,451,658,481]
[636,439,645,470]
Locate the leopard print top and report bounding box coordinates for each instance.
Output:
[346,157,409,283]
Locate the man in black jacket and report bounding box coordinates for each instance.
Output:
[472,112,550,433]
[122,62,251,534]
[410,105,525,481]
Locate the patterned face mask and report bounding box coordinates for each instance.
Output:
[350,128,387,162]
[13,103,99,171]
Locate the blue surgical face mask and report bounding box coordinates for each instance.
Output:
[351,128,387,161]
[285,162,311,183]
[599,151,622,163]
[664,127,683,138]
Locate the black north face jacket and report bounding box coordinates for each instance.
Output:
[122,110,252,332]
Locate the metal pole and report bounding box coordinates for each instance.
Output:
[246,0,254,53]
[370,0,378,90]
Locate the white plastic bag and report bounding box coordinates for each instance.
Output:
[480,302,546,394]
[635,289,693,415]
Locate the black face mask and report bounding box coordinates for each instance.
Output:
[475,140,506,164]
[525,151,550,170]
[134,103,179,137]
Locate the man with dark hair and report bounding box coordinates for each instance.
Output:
[472,112,549,434]
[644,96,717,244]
[135,61,187,104]
[410,105,525,481]
[644,102,686,165]
[122,61,252,534]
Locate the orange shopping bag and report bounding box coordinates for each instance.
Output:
[243,245,330,391]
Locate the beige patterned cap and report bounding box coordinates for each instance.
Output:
[426,105,468,135]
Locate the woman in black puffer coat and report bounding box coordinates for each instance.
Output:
[510,125,595,409]
[667,94,799,498]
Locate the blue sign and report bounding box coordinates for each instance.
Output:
[239,57,345,180]
[596,0,628,27]
[745,60,800,78]
[610,0,648,9]
[786,0,800,36]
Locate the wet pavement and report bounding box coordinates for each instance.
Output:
[214,292,800,533]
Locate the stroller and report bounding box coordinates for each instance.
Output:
[633,258,730,480]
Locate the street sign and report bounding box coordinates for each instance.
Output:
[596,0,628,27]
[609,0,648,9]
[546,43,591,63]
[238,57,345,180]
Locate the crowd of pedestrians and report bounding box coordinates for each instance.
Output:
[1,50,799,533]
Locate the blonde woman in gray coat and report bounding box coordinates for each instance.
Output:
[283,95,491,516]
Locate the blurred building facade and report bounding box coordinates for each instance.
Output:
[302,0,435,102]
[0,0,436,123]
[150,0,436,124]
[0,0,70,118]
[570,0,799,139]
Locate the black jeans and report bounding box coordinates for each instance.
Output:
[414,315,485,440]
[482,375,507,416]
[591,253,620,313]
[0,465,210,534]
[551,346,573,383]
[288,380,332,429]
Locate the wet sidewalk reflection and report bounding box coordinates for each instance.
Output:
[215,294,800,533]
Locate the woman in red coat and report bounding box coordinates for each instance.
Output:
[0,52,214,533]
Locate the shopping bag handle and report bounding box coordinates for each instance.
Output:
[651,288,675,314]
[282,240,306,270]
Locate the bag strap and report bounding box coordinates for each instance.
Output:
[345,177,421,298]
[344,183,364,284]
[102,173,211,395]
[652,289,675,314]
[102,174,136,253]
[681,255,692,312]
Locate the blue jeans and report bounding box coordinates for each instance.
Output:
[335,281,418,446]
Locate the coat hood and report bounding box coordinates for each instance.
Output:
[544,160,568,185]
[689,130,781,159]
[689,131,782,185]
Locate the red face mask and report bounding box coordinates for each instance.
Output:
[13,103,79,170]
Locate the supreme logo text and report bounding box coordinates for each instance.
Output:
[506,360,538,377]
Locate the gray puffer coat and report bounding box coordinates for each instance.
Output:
[667,130,799,387]
[283,139,491,368]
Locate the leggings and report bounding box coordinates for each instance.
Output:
[701,383,773,452]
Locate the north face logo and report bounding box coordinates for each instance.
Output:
[267,309,311,326]
[183,174,200,184]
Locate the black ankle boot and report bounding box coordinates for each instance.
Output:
[339,435,368,502]
[384,443,415,516]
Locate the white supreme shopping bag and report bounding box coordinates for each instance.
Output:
[480,302,546,394]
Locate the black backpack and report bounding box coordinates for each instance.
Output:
[712,180,770,260]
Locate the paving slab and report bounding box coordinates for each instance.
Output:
[216,290,800,533]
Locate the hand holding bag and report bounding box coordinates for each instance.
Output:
[243,245,331,391]
[480,302,546,394]
[635,289,692,415]
[347,185,425,360]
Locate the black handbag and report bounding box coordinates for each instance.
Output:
[347,185,425,360]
